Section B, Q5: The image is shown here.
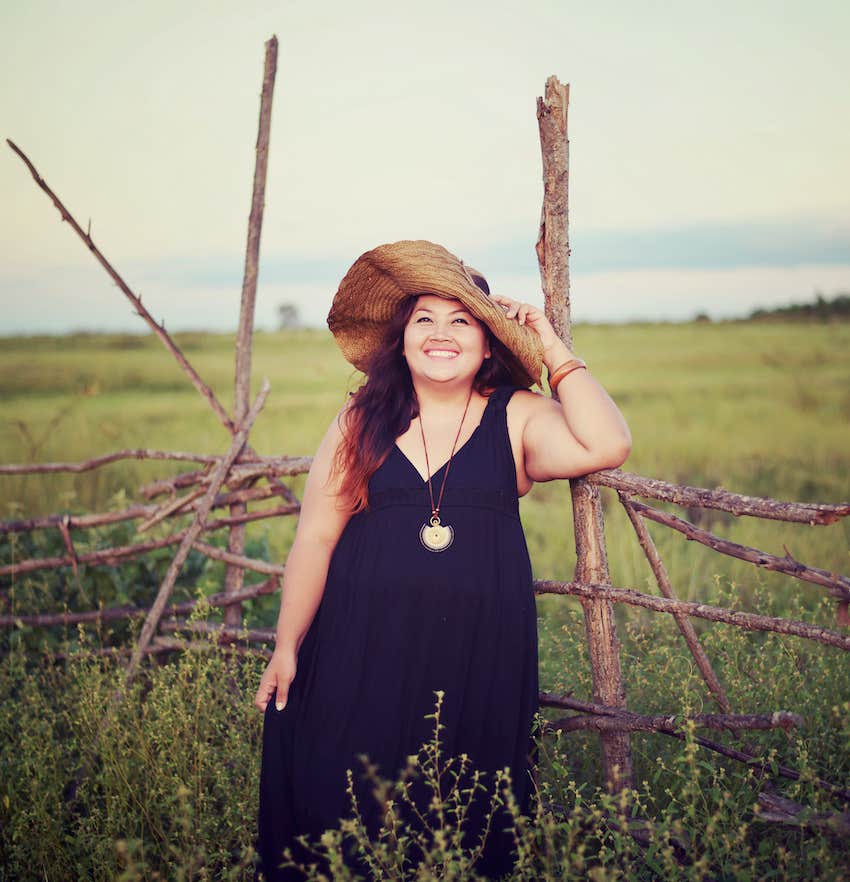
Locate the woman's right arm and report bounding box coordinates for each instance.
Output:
[253,409,353,713]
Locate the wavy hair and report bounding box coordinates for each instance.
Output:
[332,293,515,512]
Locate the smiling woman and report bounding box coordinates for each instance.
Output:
[253,239,631,880]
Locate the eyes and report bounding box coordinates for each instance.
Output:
[413,315,471,325]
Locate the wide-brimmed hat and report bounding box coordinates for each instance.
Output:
[327,240,543,387]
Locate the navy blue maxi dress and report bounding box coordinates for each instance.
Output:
[257,385,539,880]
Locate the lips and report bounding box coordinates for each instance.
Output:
[424,348,459,359]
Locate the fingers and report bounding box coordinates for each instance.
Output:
[254,656,296,713]
[253,674,276,713]
[491,294,540,326]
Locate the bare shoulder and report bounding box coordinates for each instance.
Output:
[504,389,555,495]
[505,387,558,426]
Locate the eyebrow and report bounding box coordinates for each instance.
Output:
[412,305,471,315]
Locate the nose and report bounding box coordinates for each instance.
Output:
[427,319,454,339]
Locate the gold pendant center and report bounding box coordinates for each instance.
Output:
[420,516,454,552]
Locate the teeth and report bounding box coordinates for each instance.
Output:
[426,350,458,358]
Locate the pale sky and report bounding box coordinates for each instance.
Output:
[2,0,848,333]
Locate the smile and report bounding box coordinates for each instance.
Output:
[424,349,459,359]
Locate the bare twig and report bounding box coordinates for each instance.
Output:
[0,448,231,475]
[126,380,270,679]
[756,791,850,835]
[227,36,279,624]
[0,575,280,628]
[538,694,847,799]
[6,139,297,510]
[590,470,850,525]
[533,579,850,651]
[620,496,730,711]
[190,540,285,576]
[536,75,572,352]
[6,139,236,432]
[137,486,206,533]
[0,480,299,537]
[160,619,275,644]
[539,692,800,733]
[536,73,631,792]
[628,499,850,600]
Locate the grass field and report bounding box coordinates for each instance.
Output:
[2,320,848,588]
[1,320,849,880]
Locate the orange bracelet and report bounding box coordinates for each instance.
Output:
[548,358,587,390]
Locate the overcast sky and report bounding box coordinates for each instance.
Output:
[2,0,848,334]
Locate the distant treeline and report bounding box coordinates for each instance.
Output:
[746,292,850,322]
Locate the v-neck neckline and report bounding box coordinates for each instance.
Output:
[393,393,494,485]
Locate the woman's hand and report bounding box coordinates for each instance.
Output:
[254,646,298,713]
[490,294,563,358]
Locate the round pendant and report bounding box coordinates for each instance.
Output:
[420,516,454,552]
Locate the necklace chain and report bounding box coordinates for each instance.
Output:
[417,390,473,519]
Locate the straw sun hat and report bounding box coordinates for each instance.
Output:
[327,240,543,388]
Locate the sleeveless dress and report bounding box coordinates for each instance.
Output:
[257,385,539,881]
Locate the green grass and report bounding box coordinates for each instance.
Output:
[1,321,849,880]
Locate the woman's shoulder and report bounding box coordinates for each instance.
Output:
[503,385,557,427]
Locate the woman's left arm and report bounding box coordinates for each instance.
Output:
[493,295,632,481]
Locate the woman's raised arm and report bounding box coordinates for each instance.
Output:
[492,295,632,482]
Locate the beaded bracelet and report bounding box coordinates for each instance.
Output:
[548,358,587,390]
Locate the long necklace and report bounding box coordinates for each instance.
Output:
[417,390,473,552]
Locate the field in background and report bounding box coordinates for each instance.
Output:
[2,320,848,595]
[2,320,849,880]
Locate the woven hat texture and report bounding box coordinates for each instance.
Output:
[327,240,543,387]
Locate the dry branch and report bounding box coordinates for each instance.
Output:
[628,499,850,601]
[7,140,235,433]
[0,576,280,628]
[536,75,572,351]
[682,732,850,801]
[539,691,800,733]
[621,496,730,712]
[591,469,850,525]
[537,73,631,791]
[2,531,191,578]
[140,457,312,499]
[160,619,275,644]
[756,791,850,835]
[1,503,296,577]
[137,486,206,532]
[533,579,850,650]
[152,635,272,659]
[6,139,298,510]
[191,540,285,575]
[228,35,279,624]
[52,638,271,662]
[539,694,848,799]
[1,489,296,537]
[0,448,228,476]
[206,504,299,529]
[126,380,270,679]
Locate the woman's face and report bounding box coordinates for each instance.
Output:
[402,294,490,386]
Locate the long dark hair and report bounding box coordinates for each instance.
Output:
[333,294,513,511]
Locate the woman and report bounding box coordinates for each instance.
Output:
[254,240,631,880]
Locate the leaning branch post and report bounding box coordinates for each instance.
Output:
[125,380,270,680]
[6,137,295,501]
[227,35,279,625]
[536,75,632,791]
[620,496,731,712]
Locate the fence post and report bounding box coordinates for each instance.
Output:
[226,36,279,626]
[536,75,633,791]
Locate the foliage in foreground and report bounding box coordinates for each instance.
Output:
[1,630,848,882]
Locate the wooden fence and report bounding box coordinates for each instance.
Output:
[2,48,848,830]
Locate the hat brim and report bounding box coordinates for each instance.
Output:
[327,240,543,388]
